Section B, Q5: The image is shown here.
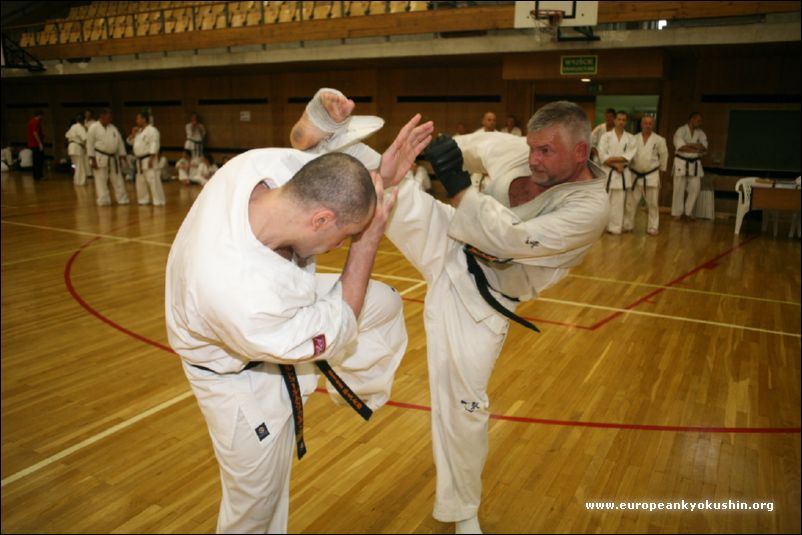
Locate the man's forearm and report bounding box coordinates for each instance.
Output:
[340,241,379,319]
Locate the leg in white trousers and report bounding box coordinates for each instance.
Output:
[672,175,701,217]
[71,154,86,186]
[607,189,625,233]
[386,179,509,522]
[186,276,406,534]
[136,167,166,205]
[94,163,129,206]
[624,185,660,233]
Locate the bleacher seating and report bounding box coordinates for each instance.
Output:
[18,1,435,48]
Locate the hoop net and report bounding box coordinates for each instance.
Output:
[531,9,564,41]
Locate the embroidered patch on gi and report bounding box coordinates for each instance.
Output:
[525,237,541,248]
[461,400,480,413]
[312,334,326,356]
[255,423,270,441]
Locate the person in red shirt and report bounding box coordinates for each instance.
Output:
[27,110,45,180]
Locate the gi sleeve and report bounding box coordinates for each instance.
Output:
[148,128,160,156]
[673,127,685,151]
[86,126,96,158]
[116,128,127,156]
[658,137,668,171]
[448,187,567,260]
[201,275,358,365]
[341,142,381,171]
[598,132,611,164]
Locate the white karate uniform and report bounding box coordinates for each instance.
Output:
[185,122,206,158]
[84,119,96,177]
[500,126,522,136]
[672,124,708,217]
[598,130,637,234]
[625,132,668,233]
[176,157,191,182]
[86,122,129,206]
[65,122,88,186]
[129,124,165,206]
[385,131,609,523]
[590,122,612,165]
[165,148,407,534]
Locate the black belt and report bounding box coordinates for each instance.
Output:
[605,167,627,193]
[135,153,152,174]
[464,248,540,334]
[191,359,372,460]
[95,149,120,175]
[630,166,660,190]
[675,154,700,177]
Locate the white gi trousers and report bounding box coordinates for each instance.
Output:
[671,175,700,217]
[93,154,129,206]
[135,157,166,206]
[607,190,626,234]
[183,274,406,534]
[71,154,87,186]
[386,180,510,522]
[624,184,660,233]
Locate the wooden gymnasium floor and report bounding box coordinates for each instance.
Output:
[1,170,800,534]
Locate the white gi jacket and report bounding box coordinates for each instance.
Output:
[672,124,708,178]
[184,122,206,151]
[630,132,668,188]
[65,123,87,157]
[598,130,637,190]
[86,122,126,166]
[129,124,160,171]
[166,148,361,441]
[448,132,609,311]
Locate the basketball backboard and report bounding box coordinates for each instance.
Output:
[513,1,599,28]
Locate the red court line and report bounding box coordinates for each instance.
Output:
[65,235,799,435]
[588,235,760,331]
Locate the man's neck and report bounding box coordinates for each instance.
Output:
[641,131,652,141]
[615,128,625,138]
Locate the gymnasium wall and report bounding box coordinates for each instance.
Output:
[2,41,798,210]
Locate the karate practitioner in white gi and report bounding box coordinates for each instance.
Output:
[598,111,637,234]
[86,108,129,206]
[590,107,615,165]
[65,113,88,186]
[295,91,609,534]
[625,116,668,235]
[185,113,207,159]
[127,111,165,206]
[166,101,433,534]
[671,111,708,220]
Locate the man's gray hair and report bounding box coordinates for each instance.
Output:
[527,101,591,149]
[287,152,375,227]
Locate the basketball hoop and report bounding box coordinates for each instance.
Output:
[531,9,564,42]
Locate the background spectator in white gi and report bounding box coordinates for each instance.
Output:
[127,111,165,206]
[671,111,708,221]
[599,111,637,234]
[590,107,616,164]
[87,108,129,206]
[65,113,88,186]
[500,114,522,136]
[626,115,668,235]
[475,111,497,133]
[184,112,206,159]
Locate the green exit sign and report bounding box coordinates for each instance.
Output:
[561,55,598,75]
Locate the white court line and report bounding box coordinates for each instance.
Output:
[1,220,171,248]
[5,220,796,337]
[0,391,194,488]
[535,297,801,338]
[568,273,801,307]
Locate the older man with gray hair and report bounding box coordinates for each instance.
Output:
[299,93,609,533]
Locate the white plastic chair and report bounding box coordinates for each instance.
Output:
[734,177,759,234]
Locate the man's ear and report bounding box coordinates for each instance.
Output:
[575,141,589,162]
[311,208,337,231]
